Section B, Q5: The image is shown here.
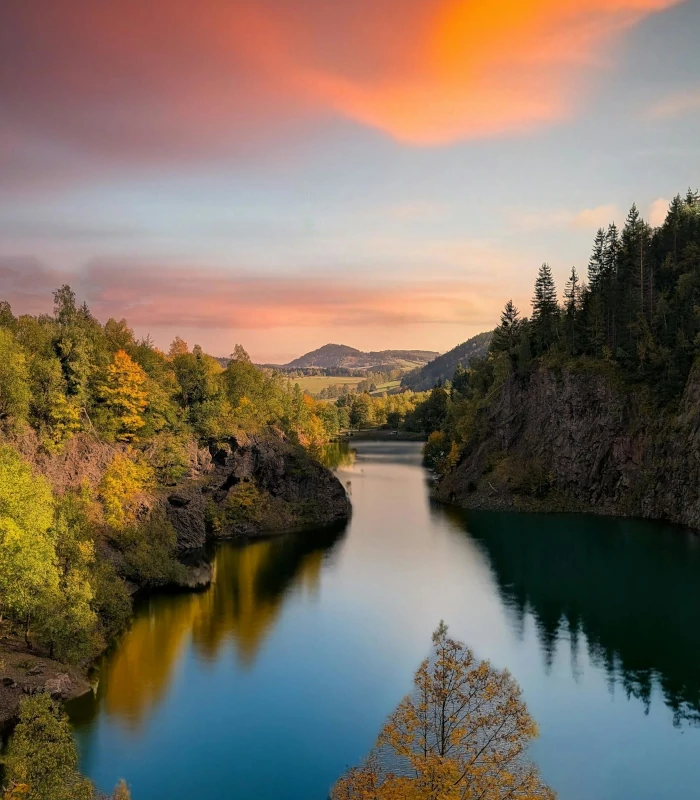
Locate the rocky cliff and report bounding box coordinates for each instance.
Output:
[163,431,351,550]
[434,364,700,529]
[5,427,350,552]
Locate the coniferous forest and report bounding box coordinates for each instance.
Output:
[491,190,700,396]
[423,191,700,506]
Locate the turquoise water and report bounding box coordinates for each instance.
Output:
[69,441,700,799]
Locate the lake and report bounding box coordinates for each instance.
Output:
[68,440,700,799]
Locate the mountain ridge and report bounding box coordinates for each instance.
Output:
[270,343,440,371]
[401,332,493,391]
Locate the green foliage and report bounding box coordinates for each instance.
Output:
[4,693,94,800]
[0,448,58,634]
[146,431,190,485]
[35,492,99,661]
[0,328,31,426]
[109,513,185,587]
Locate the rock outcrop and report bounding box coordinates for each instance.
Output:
[163,430,351,550]
[434,363,700,529]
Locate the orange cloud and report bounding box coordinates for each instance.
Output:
[289,0,682,143]
[0,0,682,189]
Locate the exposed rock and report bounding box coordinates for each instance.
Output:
[434,364,700,529]
[163,430,351,550]
[0,644,90,728]
[44,673,73,700]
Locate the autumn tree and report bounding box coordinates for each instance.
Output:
[168,336,189,357]
[99,452,153,530]
[331,623,555,800]
[99,349,149,440]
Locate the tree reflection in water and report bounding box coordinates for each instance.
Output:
[436,505,700,726]
[70,524,346,731]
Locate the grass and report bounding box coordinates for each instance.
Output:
[289,376,403,396]
[370,380,401,395]
[288,375,364,393]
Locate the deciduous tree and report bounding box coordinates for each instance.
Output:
[99,349,149,440]
[332,623,555,800]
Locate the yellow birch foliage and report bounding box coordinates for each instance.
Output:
[100,451,153,530]
[100,349,149,441]
[331,622,556,800]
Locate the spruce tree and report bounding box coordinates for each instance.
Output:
[491,300,522,355]
[564,266,581,355]
[531,263,559,355]
[588,228,606,290]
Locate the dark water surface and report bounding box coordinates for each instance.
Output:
[69,441,700,799]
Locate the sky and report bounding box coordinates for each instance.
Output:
[1,0,699,363]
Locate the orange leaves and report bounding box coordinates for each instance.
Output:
[331,622,555,800]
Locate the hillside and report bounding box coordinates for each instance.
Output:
[280,343,439,371]
[401,332,492,391]
[428,190,700,528]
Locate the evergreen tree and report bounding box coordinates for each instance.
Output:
[563,266,581,355]
[531,263,559,355]
[491,300,522,356]
[588,228,606,290]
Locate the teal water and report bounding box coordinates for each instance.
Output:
[69,441,700,799]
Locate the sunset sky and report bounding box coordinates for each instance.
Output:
[1,0,699,363]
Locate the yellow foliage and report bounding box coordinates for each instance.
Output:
[99,452,153,530]
[100,350,149,441]
[331,623,555,800]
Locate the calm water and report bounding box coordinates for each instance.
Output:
[69,441,700,799]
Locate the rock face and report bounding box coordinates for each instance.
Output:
[434,364,700,529]
[164,431,351,550]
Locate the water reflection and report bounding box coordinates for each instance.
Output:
[71,524,346,731]
[438,506,700,725]
[311,442,356,471]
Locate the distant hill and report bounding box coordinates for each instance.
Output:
[279,344,440,371]
[401,332,493,391]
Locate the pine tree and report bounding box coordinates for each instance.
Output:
[564,266,581,355]
[491,300,522,355]
[531,263,559,355]
[588,228,606,290]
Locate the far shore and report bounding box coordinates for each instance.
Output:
[336,428,426,442]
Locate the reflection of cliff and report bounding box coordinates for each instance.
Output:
[76,525,345,730]
[439,506,700,725]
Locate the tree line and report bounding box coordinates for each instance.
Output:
[491,190,700,395]
[418,190,700,474]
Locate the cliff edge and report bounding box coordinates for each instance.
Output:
[433,363,700,530]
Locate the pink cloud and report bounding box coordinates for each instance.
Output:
[0,258,499,334]
[0,0,682,190]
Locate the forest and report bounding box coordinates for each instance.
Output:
[0,286,434,670]
[422,190,700,475]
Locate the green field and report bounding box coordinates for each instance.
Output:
[370,380,401,395]
[289,375,363,393]
[287,376,403,396]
